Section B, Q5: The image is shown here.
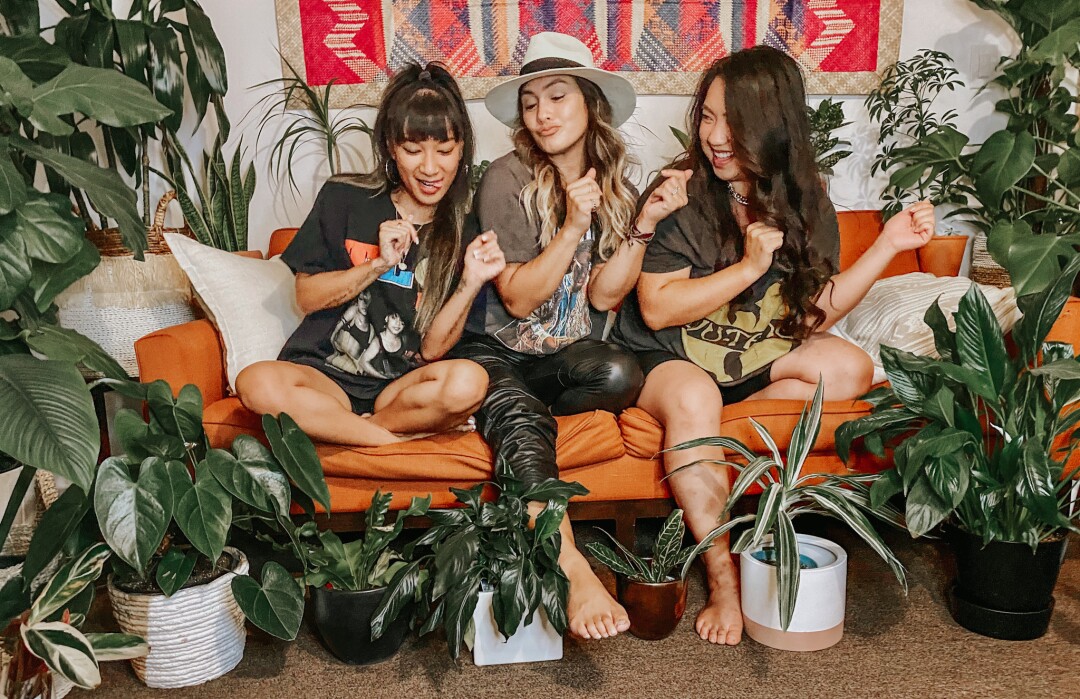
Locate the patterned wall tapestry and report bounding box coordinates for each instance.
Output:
[275,1,904,107]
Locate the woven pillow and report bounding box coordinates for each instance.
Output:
[828,272,1020,385]
[165,234,302,392]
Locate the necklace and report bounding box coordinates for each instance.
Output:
[728,183,750,207]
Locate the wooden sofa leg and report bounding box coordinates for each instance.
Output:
[613,512,637,550]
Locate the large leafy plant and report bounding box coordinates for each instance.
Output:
[837,259,1080,547]
[807,98,852,177]
[93,380,333,642]
[370,465,587,659]
[585,509,702,583]
[1,544,147,696]
[49,0,228,227]
[667,382,908,631]
[303,491,430,591]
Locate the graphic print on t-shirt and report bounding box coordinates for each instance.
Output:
[493,231,593,355]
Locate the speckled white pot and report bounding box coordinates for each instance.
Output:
[107,547,248,688]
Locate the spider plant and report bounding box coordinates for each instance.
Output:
[586,508,725,583]
[252,55,373,193]
[665,381,908,631]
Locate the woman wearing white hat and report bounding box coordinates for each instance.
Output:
[451,32,691,641]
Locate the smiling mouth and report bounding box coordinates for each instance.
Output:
[417,178,443,192]
[710,150,734,167]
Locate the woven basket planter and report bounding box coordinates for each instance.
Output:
[969,231,1011,288]
[56,192,196,378]
[107,548,249,688]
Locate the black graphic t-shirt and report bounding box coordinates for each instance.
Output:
[611,197,840,387]
[278,181,439,405]
[464,153,607,356]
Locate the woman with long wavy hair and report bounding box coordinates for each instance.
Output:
[236,63,506,446]
[612,46,935,645]
[451,33,690,640]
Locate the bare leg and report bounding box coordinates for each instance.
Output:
[368,359,487,434]
[528,502,630,640]
[637,360,743,645]
[752,333,875,401]
[236,361,399,446]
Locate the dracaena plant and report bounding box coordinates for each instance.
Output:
[303,491,431,591]
[1,544,148,696]
[807,98,852,177]
[369,464,588,659]
[667,381,908,632]
[92,379,333,642]
[836,258,1080,548]
[585,508,703,583]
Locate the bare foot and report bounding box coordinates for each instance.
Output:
[696,551,742,645]
[564,552,630,640]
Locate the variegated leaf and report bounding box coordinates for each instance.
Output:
[20,621,100,689]
[30,543,109,624]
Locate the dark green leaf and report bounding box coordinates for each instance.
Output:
[494,557,530,638]
[923,295,956,362]
[532,499,566,546]
[905,475,952,538]
[183,0,228,94]
[521,478,589,502]
[24,325,127,381]
[174,463,230,562]
[262,413,330,514]
[1006,232,1080,298]
[1013,255,1080,362]
[94,457,168,573]
[31,64,171,128]
[954,283,1008,393]
[231,562,304,641]
[149,29,183,133]
[154,546,197,596]
[24,486,90,587]
[1030,19,1080,62]
[970,130,1035,206]
[432,526,479,598]
[370,559,422,640]
[29,239,99,313]
[540,568,569,635]
[113,20,148,81]
[869,469,904,510]
[207,441,290,516]
[0,36,70,82]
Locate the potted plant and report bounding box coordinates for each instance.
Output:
[372,466,587,665]
[837,258,1080,640]
[807,97,852,181]
[584,509,700,640]
[301,490,430,665]
[668,382,908,652]
[93,380,329,687]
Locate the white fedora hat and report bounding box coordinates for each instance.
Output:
[485,32,637,128]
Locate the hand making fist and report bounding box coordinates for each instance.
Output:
[565,167,601,237]
[462,231,506,286]
[377,217,420,269]
[881,201,935,253]
[742,221,785,277]
[638,169,693,231]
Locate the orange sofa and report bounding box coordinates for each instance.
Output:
[135,211,1080,540]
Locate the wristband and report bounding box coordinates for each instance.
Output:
[628,220,656,246]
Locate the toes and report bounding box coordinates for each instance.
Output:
[601,616,619,637]
[571,622,588,640]
[725,627,743,646]
[585,621,602,640]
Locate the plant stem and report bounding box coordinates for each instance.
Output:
[0,466,36,554]
[1013,186,1080,216]
[1030,164,1080,206]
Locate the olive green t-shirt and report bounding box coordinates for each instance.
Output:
[611,198,840,387]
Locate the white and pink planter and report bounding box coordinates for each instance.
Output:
[740,534,847,652]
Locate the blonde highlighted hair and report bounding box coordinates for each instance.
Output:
[512,77,637,260]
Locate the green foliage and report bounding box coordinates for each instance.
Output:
[158,131,255,251]
[371,465,588,659]
[666,382,908,631]
[807,98,852,175]
[93,379,330,641]
[865,49,966,218]
[253,56,372,193]
[585,509,702,583]
[2,543,148,695]
[837,260,1080,548]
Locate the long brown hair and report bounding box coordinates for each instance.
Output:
[512,77,637,260]
[663,46,834,338]
[333,62,473,333]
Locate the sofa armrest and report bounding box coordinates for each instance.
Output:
[1046,297,1080,352]
[917,235,967,278]
[135,319,228,403]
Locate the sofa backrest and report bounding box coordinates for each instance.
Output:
[269,210,965,278]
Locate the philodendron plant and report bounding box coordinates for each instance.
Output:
[837,259,1080,547]
[586,509,702,583]
[667,381,909,631]
[303,490,431,591]
[2,544,147,696]
[93,380,333,641]
[371,464,588,659]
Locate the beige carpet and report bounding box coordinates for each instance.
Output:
[80,523,1080,699]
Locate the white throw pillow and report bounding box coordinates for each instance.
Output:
[165,234,303,392]
[828,273,1020,385]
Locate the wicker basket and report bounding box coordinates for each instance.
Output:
[55,193,197,378]
[969,231,1012,288]
[0,471,58,559]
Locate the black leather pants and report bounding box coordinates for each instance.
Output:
[451,335,644,491]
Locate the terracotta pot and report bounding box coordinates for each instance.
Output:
[615,574,688,640]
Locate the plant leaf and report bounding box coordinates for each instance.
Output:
[154,546,198,597]
[94,457,169,573]
[773,511,800,632]
[83,632,149,661]
[584,542,639,578]
[30,543,110,625]
[31,64,171,127]
[262,413,330,514]
[231,561,304,641]
[174,462,230,562]
[20,621,100,689]
[432,525,480,599]
[207,440,290,517]
[370,559,422,640]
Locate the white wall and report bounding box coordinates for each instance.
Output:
[71,1,1021,250]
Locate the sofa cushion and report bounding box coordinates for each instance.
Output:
[204,398,626,481]
[618,400,873,461]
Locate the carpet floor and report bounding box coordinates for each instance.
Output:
[79,522,1079,699]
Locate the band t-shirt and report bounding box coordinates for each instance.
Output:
[278,181,457,407]
[611,197,840,388]
[464,152,608,355]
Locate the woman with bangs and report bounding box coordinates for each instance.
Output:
[236,63,506,446]
[612,45,935,646]
[451,33,691,641]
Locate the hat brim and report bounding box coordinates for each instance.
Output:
[485,67,637,128]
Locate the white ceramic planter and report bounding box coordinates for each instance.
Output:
[470,589,562,666]
[107,547,249,688]
[740,534,847,652]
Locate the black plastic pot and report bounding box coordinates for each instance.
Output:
[948,529,1068,641]
[310,585,411,665]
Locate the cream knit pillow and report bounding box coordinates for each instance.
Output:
[829,273,1020,385]
[165,234,303,392]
